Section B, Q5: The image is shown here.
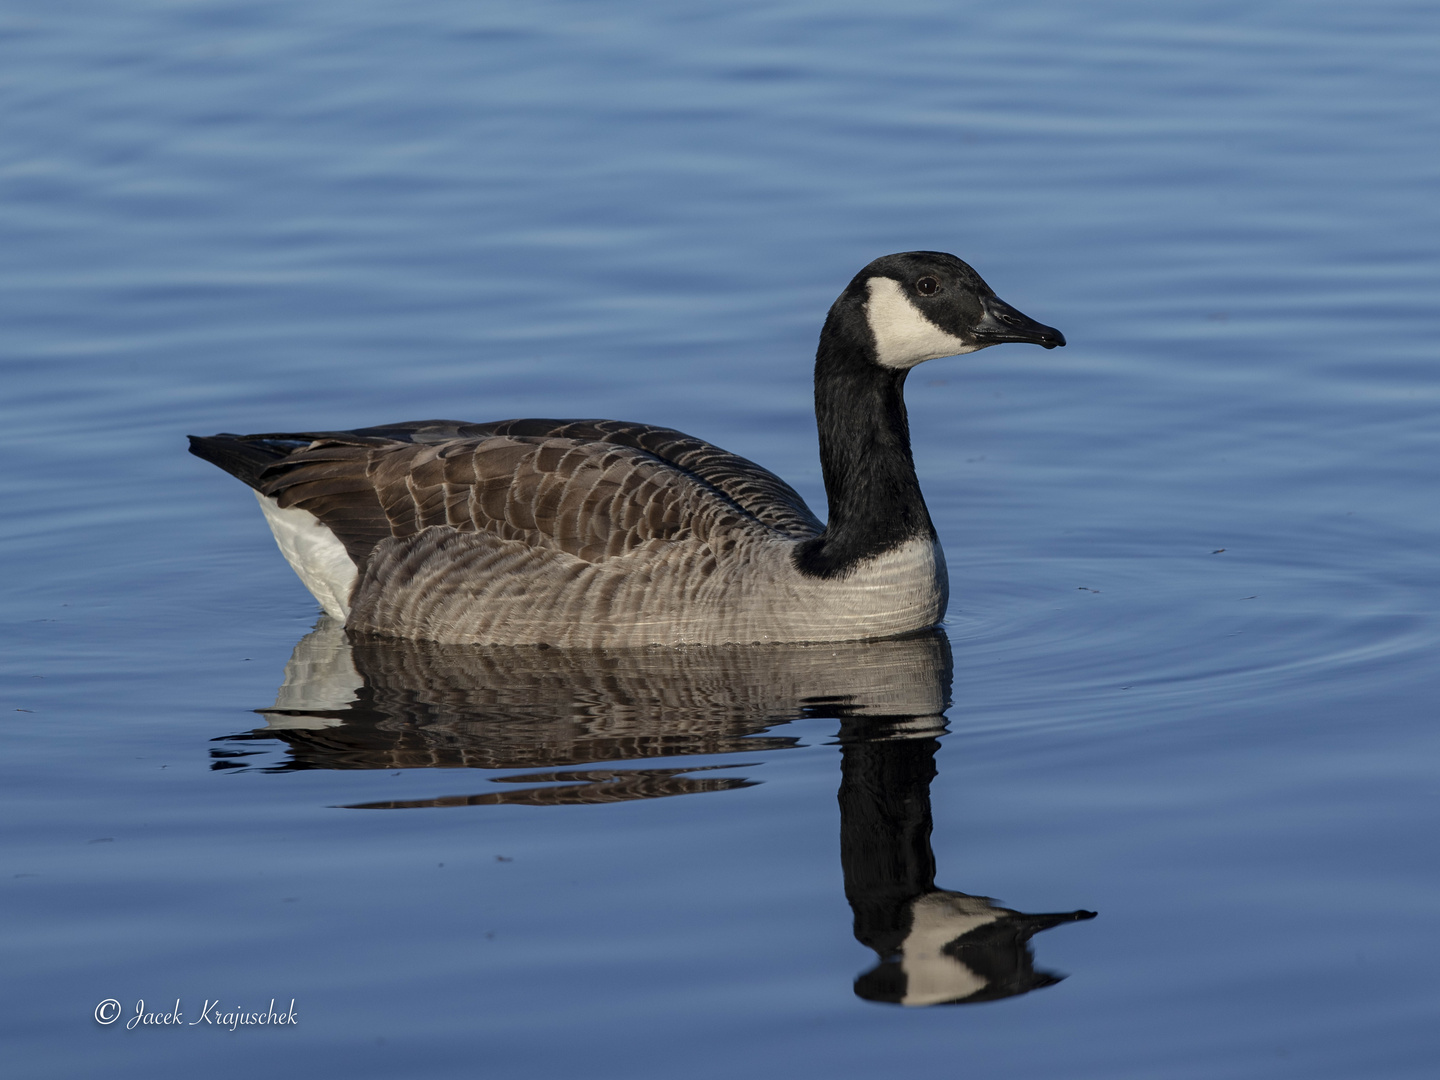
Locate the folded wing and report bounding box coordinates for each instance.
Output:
[189,420,822,572]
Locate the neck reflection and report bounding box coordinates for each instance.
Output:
[837,718,1095,1006]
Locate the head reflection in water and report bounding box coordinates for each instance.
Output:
[218,619,1094,1005]
[837,720,1096,1006]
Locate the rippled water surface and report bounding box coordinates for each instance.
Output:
[3,2,1439,1076]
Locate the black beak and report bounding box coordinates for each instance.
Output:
[973,296,1066,350]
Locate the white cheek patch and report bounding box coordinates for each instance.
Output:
[255,491,359,621]
[865,276,978,369]
[899,892,1001,1006]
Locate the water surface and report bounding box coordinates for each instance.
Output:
[2,1,1438,1077]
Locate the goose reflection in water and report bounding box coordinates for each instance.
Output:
[215,618,1094,1005]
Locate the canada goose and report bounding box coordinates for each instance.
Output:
[190,251,1064,646]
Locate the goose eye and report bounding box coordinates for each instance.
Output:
[916,277,938,296]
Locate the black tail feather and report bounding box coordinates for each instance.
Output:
[188,434,304,491]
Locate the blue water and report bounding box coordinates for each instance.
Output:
[3,1,1439,1076]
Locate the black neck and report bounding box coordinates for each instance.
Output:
[794,303,935,579]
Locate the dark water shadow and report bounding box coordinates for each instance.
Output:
[213,618,1094,1005]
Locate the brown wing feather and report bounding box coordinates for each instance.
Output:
[224,417,823,540]
[243,422,815,569]
[452,419,823,539]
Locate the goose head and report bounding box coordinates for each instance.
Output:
[844,251,1066,370]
